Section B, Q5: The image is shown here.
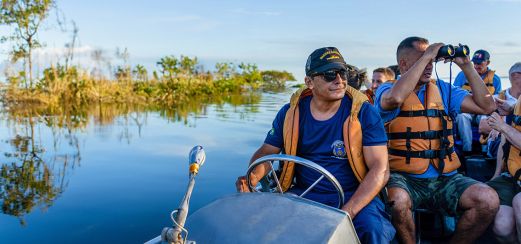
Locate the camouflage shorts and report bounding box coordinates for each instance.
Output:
[387,173,479,216]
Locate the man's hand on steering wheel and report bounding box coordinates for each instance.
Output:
[236,172,262,192]
[235,176,251,192]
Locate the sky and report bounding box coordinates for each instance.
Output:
[1,0,521,83]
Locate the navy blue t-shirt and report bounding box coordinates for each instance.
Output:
[264,95,387,194]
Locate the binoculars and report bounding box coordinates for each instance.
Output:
[435,44,470,60]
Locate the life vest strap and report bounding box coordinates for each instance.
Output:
[388,147,455,159]
[387,129,453,140]
[397,109,447,118]
[463,82,494,87]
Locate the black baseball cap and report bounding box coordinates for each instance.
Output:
[305,47,347,76]
[471,49,490,64]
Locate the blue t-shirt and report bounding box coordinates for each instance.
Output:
[453,69,501,95]
[374,80,470,178]
[264,95,387,194]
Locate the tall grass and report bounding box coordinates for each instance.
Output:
[1,57,295,110]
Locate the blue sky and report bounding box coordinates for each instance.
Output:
[2,0,521,82]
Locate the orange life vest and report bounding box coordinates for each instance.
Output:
[462,70,496,94]
[364,89,375,105]
[503,95,521,180]
[385,80,460,174]
[278,85,369,192]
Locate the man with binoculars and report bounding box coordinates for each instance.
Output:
[375,36,499,244]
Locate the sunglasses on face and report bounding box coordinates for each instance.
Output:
[312,69,348,82]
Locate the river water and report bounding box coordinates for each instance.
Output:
[0,87,296,243]
[0,74,514,243]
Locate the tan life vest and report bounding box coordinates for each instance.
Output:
[499,90,507,100]
[385,80,461,174]
[504,95,521,180]
[278,85,369,192]
[462,70,496,94]
[364,89,375,105]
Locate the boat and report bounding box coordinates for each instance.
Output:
[146,146,360,244]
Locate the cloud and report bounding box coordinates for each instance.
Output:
[33,45,96,57]
[230,8,281,16]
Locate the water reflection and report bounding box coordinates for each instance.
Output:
[0,118,79,225]
[0,89,265,224]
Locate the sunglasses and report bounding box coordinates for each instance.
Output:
[312,69,348,82]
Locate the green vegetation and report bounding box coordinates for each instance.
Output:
[0,0,55,88]
[0,0,297,223]
[1,58,295,109]
[0,0,296,112]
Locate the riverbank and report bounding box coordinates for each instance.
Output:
[1,61,295,112]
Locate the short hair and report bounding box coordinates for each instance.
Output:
[387,65,400,78]
[509,62,521,75]
[373,67,396,81]
[396,36,429,63]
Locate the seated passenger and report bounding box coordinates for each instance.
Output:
[375,36,499,244]
[345,63,368,91]
[479,65,521,158]
[486,62,521,243]
[454,49,502,156]
[236,47,395,243]
[364,67,395,104]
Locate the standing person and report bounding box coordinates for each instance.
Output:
[486,62,521,243]
[236,47,395,243]
[454,49,502,155]
[364,67,395,104]
[375,36,499,244]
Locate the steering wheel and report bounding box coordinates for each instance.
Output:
[246,154,345,209]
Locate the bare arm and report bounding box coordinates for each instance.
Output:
[458,59,496,114]
[479,117,492,135]
[380,43,443,110]
[236,143,281,192]
[341,145,389,218]
[488,112,521,149]
[496,98,515,116]
[493,137,505,179]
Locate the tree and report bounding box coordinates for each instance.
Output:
[179,55,197,76]
[261,70,296,86]
[0,0,55,88]
[215,62,236,79]
[156,55,179,80]
[132,64,148,82]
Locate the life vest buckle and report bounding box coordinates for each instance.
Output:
[438,149,447,159]
[423,131,436,139]
[425,109,439,117]
[424,150,436,159]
